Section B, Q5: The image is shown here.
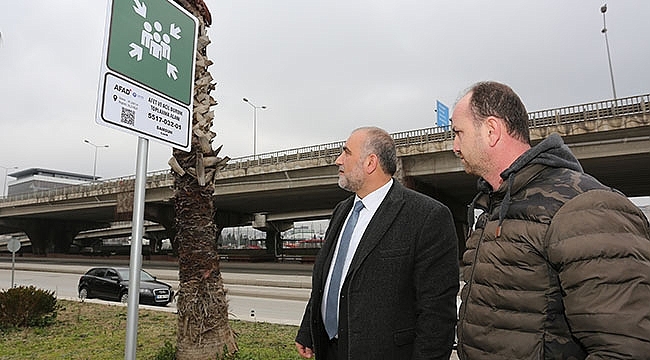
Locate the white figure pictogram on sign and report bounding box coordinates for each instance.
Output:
[129,3,182,80]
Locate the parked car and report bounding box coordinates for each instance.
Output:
[78,267,174,306]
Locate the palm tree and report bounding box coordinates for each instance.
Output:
[169,1,237,358]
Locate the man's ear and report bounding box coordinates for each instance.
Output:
[365,153,379,174]
[485,116,502,147]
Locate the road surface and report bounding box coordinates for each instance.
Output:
[0,258,459,359]
[0,264,310,325]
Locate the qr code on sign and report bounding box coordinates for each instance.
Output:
[120,107,135,125]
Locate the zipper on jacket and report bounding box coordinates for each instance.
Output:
[458,194,492,353]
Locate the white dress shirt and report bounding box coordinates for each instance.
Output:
[321,178,393,327]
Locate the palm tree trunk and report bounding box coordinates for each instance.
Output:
[170,1,236,358]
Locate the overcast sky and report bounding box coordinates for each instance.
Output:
[1,1,649,200]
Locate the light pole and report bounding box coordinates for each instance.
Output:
[83,139,109,181]
[0,165,18,197]
[600,4,617,100]
[243,98,267,157]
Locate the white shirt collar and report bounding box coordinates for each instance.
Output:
[355,178,393,214]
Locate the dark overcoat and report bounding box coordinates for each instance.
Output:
[296,181,459,359]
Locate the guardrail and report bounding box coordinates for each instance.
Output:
[0,169,174,204]
[2,93,648,204]
[224,93,649,169]
[528,94,649,128]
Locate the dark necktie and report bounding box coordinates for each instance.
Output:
[325,200,364,339]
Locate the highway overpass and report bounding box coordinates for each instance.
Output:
[0,93,648,255]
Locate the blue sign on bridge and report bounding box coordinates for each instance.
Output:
[436,100,449,127]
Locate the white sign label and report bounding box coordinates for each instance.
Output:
[101,73,191,148]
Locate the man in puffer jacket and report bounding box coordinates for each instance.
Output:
[452,81,650,359]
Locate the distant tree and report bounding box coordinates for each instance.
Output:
[169,1,236,358]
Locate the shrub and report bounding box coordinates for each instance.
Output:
[0,286,58,328]
[154,340,176,360]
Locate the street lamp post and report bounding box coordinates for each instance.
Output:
[243,98,267,157]
[0,165,18,197]
[83,139,109,181]
[600,4,617,100]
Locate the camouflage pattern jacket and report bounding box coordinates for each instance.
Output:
[457,133,650,359]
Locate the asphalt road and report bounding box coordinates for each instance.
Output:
[1,267,312,326]
[0,256,460,359]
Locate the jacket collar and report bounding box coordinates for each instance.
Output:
[346,180,405,276]
[469,133,584,234]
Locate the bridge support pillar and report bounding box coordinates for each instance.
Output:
[20,219,103,255]
[145,204,176,254]
[251,213,293,255]
[265,229,282,256]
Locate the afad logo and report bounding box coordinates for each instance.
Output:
[113,84,132,96]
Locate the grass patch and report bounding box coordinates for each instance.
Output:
[0,300,303,360]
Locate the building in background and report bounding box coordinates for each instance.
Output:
[6,168,94,196]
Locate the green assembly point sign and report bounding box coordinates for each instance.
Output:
[96,0,198,151]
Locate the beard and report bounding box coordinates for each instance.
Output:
[460,157,477,176]
[458,135,491,178]
[459,151,490,178]
[337,163,364,193]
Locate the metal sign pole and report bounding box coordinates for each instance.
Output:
[7,238,20,288]
[11,250,15,288]
[124,137,149,360]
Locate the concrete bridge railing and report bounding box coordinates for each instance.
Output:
[528,94,648,128]
[2,93,648,206]
[0,170,174,206]
[224,93,649,169]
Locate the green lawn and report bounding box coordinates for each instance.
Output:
[0,300,303,360]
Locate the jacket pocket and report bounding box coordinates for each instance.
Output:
[393,327,415,346]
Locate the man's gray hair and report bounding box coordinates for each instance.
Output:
[355,126,397,176]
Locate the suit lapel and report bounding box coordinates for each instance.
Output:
[347,182,405,276]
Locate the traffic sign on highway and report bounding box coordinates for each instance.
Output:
[436,100,449,127]
[7,238,20,253]
[95,0,198,151]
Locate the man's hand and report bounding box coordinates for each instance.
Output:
[295,341,314,358]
